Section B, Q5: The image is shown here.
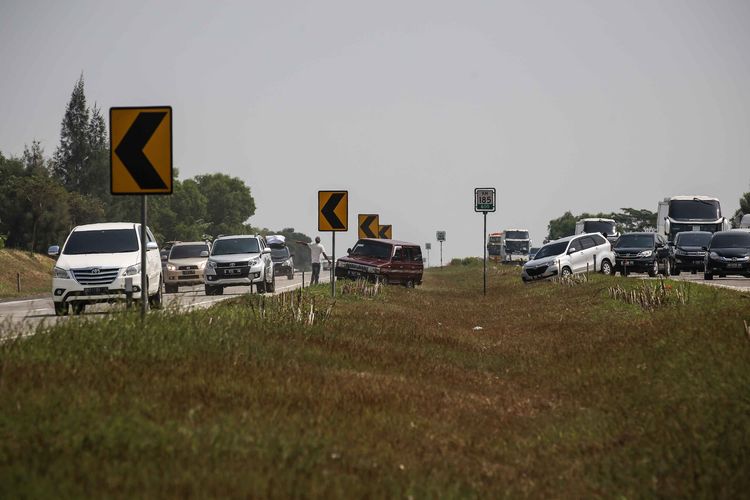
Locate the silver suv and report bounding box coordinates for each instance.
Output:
[203,235,275,295]
[521,233,615,282]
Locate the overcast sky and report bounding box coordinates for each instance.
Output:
[2,0,749,262]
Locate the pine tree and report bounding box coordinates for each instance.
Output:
[83,103,110,198]
[52,75,91,193]
[22,140,47,176]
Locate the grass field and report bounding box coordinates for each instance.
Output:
[1,264,749,498]
[0,249,54,299]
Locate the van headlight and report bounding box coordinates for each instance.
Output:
[709,252,720,260]
[53,266,70,279]
[124,263,141,276]
[338,261,348,269]
[167,263,177,271]
[637,250,653,257]
[198,261,207,270]
[206,260,217,269]
[248,258,260,266]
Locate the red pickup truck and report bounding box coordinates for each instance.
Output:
[335,238,424,287]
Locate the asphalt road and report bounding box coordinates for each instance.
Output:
[0,269,331,338]
[666,270,750,292]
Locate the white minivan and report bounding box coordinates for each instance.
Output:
[48,222,163,315]
[521,233,615,282]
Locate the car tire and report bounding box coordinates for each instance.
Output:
[600,259,613,276]
[165,284,178,294]
[287,272,294,280]
[405,279,415,288]
[662,259,671,277]
[72,302,86,315]
[561,266,572,277]
[205,284,217,296]
[149,276,163,309]
[672,265,681,276]
[54,302,69,316]
[648,260,659,277]
[257,278,266,294]
[266,269,276,293]
[704,271,713,280]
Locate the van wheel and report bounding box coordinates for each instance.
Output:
[704,271,713,280]
[54,302,69,316]
[287,272,294,280]
[662,259,670,277]
[600,259,613,276]
[149,276,163,309]
[205,284,218,296]
[405,279,415,288]
[648,261,659,277]
[72,303,85,315]
[561,267,572,277]
[266,270,276,293]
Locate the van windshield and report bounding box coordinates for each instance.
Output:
[711,233,750,249]
[533,241,567,259]
[270,247,290,259]
[615,234,654,249]
[170,244,209,259]
[675,232,711,247]
[668,199,720,220]
[63,229,139,255]
[583,220,615,235]
[506,231,529,239]
[212,238,260,255]
[350,240,392,259]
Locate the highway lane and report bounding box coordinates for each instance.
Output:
[667,271,750,292]
[0,269,331,338]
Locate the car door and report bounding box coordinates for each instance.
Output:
[589,233,609,271]
[391,246,405,283]
[146,227,161,292]
[567,237,587,273]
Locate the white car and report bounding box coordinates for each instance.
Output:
[48,222,163,315]
[521,233,615,282]
[203,235,275,295]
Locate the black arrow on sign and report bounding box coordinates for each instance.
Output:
[115,112,168,189]
[378,225,391,238]
[360,216,378,238]
[321,192,346,229]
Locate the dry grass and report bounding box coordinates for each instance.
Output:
[0,263,749,498]
[0,249,54,298]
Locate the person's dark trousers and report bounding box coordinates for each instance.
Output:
[311,263,321,284]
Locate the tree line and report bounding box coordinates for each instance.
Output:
[0,76,313,259]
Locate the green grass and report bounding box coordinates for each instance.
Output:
[1,264,749,498]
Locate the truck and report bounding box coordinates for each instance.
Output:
[503,228,531,263]
[575,218,620,242]
[656,196,730,242]
[487,232,505,263]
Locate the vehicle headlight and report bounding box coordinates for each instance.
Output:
[674,248,685,256]
[367,266,380,274]
[124,263,141,276]
[198,261,206,270]
[637,250,653,257]
[709,252,720,260]
[338,261,348,269]
[285,258,293,266]
[249,258,260,266]
[53,266,70,279]
[167,263,177,271]
[206,260,217,269]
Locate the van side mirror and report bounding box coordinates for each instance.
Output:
[161,254,168,261]
[347,248,352,255]
[567,247,577,254]
[48,245,60,257]
[262,248,271,254]
[200,250,209,257]
[146,242,158,251]
[701,246,708,251]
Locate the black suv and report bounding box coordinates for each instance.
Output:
[613,232,671,277]
[270,244,295,280]
[703,231,750,280]
[669,231,711,276]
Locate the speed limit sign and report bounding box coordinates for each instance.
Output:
[474,188,496,212]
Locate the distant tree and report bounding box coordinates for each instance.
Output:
[195,173,256,237]
[547,211,576,240]
[23,140,47,176]
[67,192,106,229]
[612,208,657,233]
[82,103,109,199]
[732,190,750,226]
[52,75,91,193]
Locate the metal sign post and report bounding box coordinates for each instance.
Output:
[436,231,446,268]
[318,190,348,298]
[140,196,148,319]
[474,188,496,296]
[110,105,173,322]
[425,242,431,268]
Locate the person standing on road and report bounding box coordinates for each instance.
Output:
[297,237,330,285]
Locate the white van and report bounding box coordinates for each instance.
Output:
[48,222,163,315]
[521,233,615,282]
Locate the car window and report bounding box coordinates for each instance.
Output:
[211,238,260,255]
[410,247,423,262]
[393,248,404,261]
[170,244,209,259]
[590,234,607,246]
[580,237,596,250]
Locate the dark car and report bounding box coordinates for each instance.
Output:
[335,239,423,287]
[270,244,295,280]
[703,230,750,280]
[613,232,671,277]
[669,231,711,276]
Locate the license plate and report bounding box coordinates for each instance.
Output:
[226,269,241,275]
[727,263,743,269]
[182,270,196,275]
[622,260,633,266]
[84,287,108,294]
[348,271,361,278]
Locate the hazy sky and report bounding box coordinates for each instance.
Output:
[2,1,749,261]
